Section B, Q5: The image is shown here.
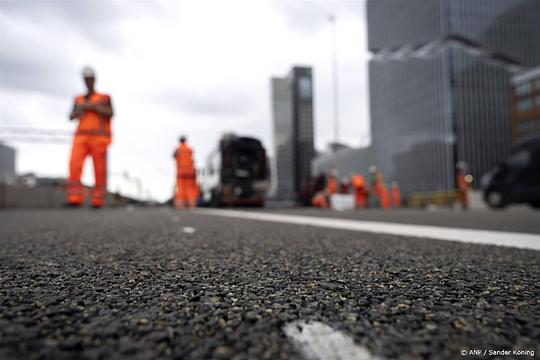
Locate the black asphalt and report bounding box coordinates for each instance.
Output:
[1,208,539,360]
[260,207,540,234]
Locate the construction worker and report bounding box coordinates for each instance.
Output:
[380,183,391,210]
[456,162,472,210]
[369,165,381,208]
[350,173,367,208]
[339,177,350,194]
[311,174,328,208]
[66,66,114,208]
[174,136,198,208]
[391,181,401,208]
[326,170,338,195]
[326,170,338,208]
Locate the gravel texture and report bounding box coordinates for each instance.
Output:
[0,208,539,359]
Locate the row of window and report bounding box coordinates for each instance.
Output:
[517,118,540,133]
[516,95,540,111]
[515,79,540,97]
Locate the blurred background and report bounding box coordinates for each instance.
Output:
[1,0,539,210]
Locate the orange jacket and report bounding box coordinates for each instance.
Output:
[350,174,365,189]
[175,143,195,176]
[457,171,469,191]
[74,92,112,139]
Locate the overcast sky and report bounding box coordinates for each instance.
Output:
[0,0,370,201]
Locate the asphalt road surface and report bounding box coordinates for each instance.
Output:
[260,207,540,234]
[1,208,539,360]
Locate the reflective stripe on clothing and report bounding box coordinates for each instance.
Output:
[66,136,109,206]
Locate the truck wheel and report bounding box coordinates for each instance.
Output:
[210,190,222,207]
[529,202,540,209]
[485,189,507,209]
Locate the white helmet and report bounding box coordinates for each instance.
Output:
[82,66,96,78]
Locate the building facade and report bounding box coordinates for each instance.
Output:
[511,66,540,143]
[312,145,375,180]
[271,67,315,200]
[0,142,16,183]
[367,0,540,196]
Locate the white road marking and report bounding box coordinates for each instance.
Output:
[284,321,381,360]
[182,226,196,234]
[194,209,540,251]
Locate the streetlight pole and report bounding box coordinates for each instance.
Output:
[329,14,340,144]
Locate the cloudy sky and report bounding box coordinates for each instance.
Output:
[0,0,370,201]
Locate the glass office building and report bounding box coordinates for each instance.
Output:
[511,66,540,143]
[271,67,315,200]
[367,0,540,195]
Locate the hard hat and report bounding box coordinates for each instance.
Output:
[82,66,95,78]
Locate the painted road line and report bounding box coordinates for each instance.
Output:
[284,321,381,360]
[182,226,196,234]
[194,209,540,251]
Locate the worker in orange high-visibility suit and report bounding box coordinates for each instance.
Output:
[350,173,367,208]
[174,136,198,209]
[456,162,471,210]
[311,174,328,208]
[66,66,114,208]
[380,183,391,210]
[391,181,401,208]
[326,171,338,208]
[326,173,338,195]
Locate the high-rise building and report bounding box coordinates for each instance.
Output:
[0,142,16,183]
[367,0,540,196]
[271,66,315,200]
[312,145,375,180]
[511,66,540,144]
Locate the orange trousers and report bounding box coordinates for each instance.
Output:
[459,189,469,210]
[354,187,367,208]
[175,175,198,208]
[391,189,401,208]
[66,136,109,207]
[311,191,328,208]
[380,188,391,210]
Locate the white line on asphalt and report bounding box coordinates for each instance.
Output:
[194,209,540,251]
[182,226,196,234]
[284,321,381,360]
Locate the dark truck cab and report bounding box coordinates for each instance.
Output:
[481,137,540,209]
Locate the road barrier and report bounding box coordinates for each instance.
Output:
[408,190,460,208]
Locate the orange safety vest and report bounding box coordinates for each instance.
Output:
[74,93,112,139]
[175,143,195,177]
[351,174,365,189]
[457,171,468,191]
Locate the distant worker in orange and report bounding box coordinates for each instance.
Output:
[311,174,328,208]
[326,170,338,195]
[391,181,401,208]
[456,162,472,210]
[66,66,114,208]
[350,173,367,208]
[174,136,198,208]
[380,183,391,210]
